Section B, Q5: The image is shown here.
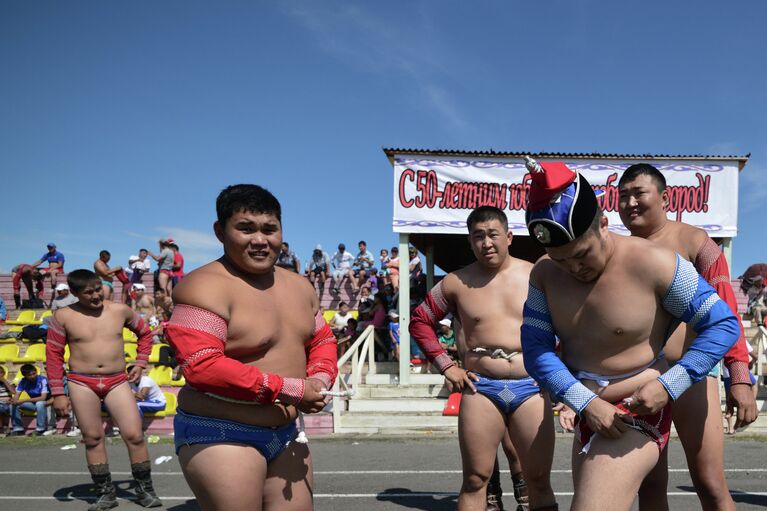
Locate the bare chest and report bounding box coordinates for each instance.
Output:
[64,313,124,343]
[454,274,526,331]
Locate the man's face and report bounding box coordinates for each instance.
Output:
[546,219,609,283]
[73,282,105,309]
[340,304,349,314]
[468,219,511,269]
[618,174,668,232]
[139,250,148,260]
[215,211,283,275]
[47,246,56,254]
[338,246,345,254]
[155,289,165,300]
[23,370,38,383]
[439,324,451,335]
[358,243,366,253]
[281,243,289,254]
[57,289,69,298]
[100,253,110,263]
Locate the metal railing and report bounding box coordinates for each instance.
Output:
[332,325,376,429]
[754,325,767,381]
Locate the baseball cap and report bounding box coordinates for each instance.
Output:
[55,283,69,292]
[439,318,452,327]
[47,242,56,248]
[132,283,146,291]
[315,244,323,251]
[388,310,399,319]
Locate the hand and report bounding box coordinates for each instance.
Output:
[626,379,669,415]
[553,402,576,432]
[581,397,629,439]
[297,378,328,414]
[127,365,143,384]
[443,366,478,394]
[726,383,758,430]
[10,397,20,405]
[53,395,71,417]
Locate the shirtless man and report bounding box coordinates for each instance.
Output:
[165,184,338,511]
[132,284,156,319]
[617,163,756,511]
[154,288,173,317]
[94,250,130,303]
[410,206,556,511]
[11,263,44,308]
[45,269,161,510]
[520,158,740,511]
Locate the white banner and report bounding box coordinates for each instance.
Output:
[392,156,740,237]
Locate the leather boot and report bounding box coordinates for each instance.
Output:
[512,472,529,511]
[131,461,163,508]
[486,457,505,511]
[87,464,118,511]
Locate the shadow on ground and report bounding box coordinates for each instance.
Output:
[53,479,143,506]
[376,487,458,510]
[676,485,767,507]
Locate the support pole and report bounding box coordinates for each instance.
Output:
[722,237,733,277]
[425,242,435,292]
[398,233,411,386]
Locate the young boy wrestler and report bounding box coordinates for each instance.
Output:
[520,158,740,511]
[618,163,756,511]
[165,184,338,511]
[46,269,162,511]
[410,206,556,511]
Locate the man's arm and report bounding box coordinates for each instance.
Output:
[409,279,455,373]
[304,311,338,390]
[45,315,68,396]
[125,307,152,374]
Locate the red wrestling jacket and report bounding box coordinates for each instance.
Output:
[409,281,456,373]
[45,312,152,397]
[165,304,338,404]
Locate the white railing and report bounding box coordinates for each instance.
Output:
[332,325,376,429]
[754,325,767,382]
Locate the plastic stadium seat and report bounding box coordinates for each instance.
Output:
[148,344,168,364]
[15,343,46,363]
[39,310,52,321]
[6,311,36,325]
[64,345,70,363]
[123,328,137,342]
[147,366,172,386]
[124,344,138,362]
[145,392,177,417]
[323,310,337,323]
[0,344,20,363]
[170,375,186,387]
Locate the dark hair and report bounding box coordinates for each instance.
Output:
[216,184,282,226]
[466,206,509,232]
[619,163,666,192]
[339,301,348,307]
[20,364,37,376]
[391,247,398,254]
[139,248,148,253]
[358,240,367,247]
[99,250,110,257]
[126,365,135,373]
[347,318,358,326]
[68,269,102,293]
[282,242,289,248]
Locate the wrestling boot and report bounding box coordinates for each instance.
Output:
[486,459,505,511]
[511,472,529,511]
[131,461,163,508]
[87,464,118,511]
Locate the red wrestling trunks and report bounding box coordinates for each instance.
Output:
[576,401,672,453]
[68,372,128,400]
[114,269,130,285]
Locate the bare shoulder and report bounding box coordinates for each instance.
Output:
[278,267,319,313]
[529,255,556,289]
[673,221,709,257]
[106,302,134,321]
[509,256,534,278]
[171,261,232,318]
[616,235,677,292]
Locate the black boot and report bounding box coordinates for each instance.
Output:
[512,472,529,511]
[88,464,118,511]
[131,461,163,508]
[486,457,504,511]
[13,294,21,309]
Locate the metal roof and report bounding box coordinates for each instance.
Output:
[383,147,750,162]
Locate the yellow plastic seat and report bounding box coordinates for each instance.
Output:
[0,344,20,363]
[124,344,138,362]
[123,328,137,342]
[18,392,42,416]
[170,375,186,387]
[8,326,23,333]
[64,344,70,363]
[350,310,359,320]
[323,310,337,323]
[39,310,52,321]
[147,365,172,386]
[15,343,46,363]
[145,392,177,417]
[6,311,36,325]
[149,344,168,364]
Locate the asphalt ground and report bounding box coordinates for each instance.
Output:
[0,434,766,510]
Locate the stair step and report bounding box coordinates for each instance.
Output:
[365,373,445,385]
[354,383,449,399]
[348,398,446,413]
[336,413,457,433]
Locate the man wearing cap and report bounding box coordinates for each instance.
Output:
[29,243,65,306]
[331,243,357,294]
[132,284,156,319]
[520,157,739,511]
[410,205,555,511]
[51,283,78,311]
[307,244,331,293]
[617,163,756,511]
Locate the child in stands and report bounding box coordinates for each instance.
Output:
[46,269,161,510]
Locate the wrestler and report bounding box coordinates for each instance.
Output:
[617,163,756,511]
[46,269,161,511]
[11,263,44,308]
[165,184,337,511]
[410,206,556,511]
[520,158,740,511]
[94,250,130,303]
[132,284,156,319]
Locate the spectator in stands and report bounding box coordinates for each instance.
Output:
[154,288,173,318]
[307,244,331,293]
[127,365,167,417]
[388,246,401,291]
[10,364,49,436]
[358,286,373,311]
[388,311,401,361]
[132,284,156,319]
[0,371,14,433]
[276,242,300,273]
[408,246,423,287]
[337,317,359,357]
[367,268,380,295]
[362,294,390,361]
[353,240,375,289]
[94,250,130,302]
[30,242,65,306]
[51,283,78,311]
[0,295,6,322]
[332,243,357,293]
[170,242,185,286]
[11,263,45,309]
[330,302,353,335]
[747,277,766,326]
[149,238,175,296]
[128,249,152,286]
[380,284,396,312]
[438,318,458,361]
[379,248,391,286]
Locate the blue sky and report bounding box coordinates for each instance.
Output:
[1,1,765,277]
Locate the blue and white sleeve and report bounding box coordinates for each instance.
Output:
[521,284,597,414]
[657,255,740,400]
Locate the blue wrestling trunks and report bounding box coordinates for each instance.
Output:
[174,408,298,463]
[470,373,540,414]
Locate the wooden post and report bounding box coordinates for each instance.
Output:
[425,242,435,292]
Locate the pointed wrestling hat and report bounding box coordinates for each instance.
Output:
[525,156,601,247]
